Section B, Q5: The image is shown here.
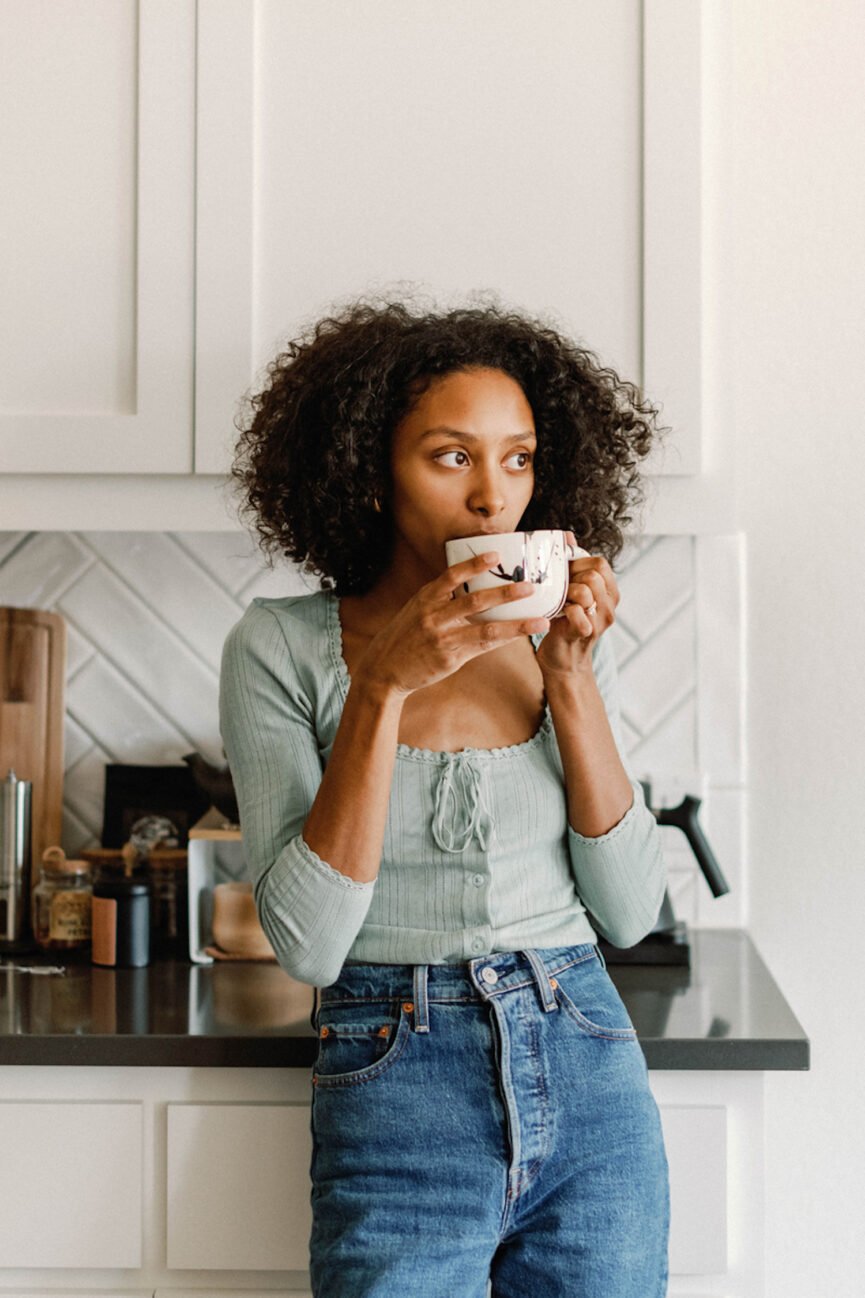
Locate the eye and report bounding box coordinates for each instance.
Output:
[508,451,533,469]
[434,450,470,467]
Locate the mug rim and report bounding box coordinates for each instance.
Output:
[445,526,566,551]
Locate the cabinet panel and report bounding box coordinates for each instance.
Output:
[195,0,703,480]
[0,0,195,472]
[0,0,136,417]
[0,1101,142,1267]
[661,1104,728,1275]
[155,1293,309,1298]
[166,1103,312,1271]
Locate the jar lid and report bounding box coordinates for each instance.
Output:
[94,876,150,898]
[40,846,90,876]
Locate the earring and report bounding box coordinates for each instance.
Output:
[372,497,382,514]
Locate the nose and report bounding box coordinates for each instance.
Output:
[468,465,506,519]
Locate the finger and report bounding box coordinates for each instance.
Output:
[461,616,551,653]
[445,579,539,623]
[439,549,503,598]
[567,568,609,606]
[557,597,597,637]
[565,580,598,612]
[587,556,619,603]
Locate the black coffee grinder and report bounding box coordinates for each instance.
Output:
[596,781,730,967]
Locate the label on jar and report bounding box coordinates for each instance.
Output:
[49,889,92,944]
[91,895,117,965]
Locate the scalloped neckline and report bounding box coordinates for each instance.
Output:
[325,590,552,762]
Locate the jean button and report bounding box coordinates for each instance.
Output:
[480,966,499,985]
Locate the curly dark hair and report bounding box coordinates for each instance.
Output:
[227,290,671,595]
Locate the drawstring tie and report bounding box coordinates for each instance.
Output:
[431,752,494,853]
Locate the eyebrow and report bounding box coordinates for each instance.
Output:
[418,426,536,443]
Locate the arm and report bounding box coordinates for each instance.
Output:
[219,605,403,987]
[547,634,667,948]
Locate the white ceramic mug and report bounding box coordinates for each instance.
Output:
[444,529,589,622]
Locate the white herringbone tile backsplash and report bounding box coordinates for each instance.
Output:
[0,530,746,927]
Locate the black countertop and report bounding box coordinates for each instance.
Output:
[0,928,809,1069]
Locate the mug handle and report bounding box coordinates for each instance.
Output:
[565,540,591,561]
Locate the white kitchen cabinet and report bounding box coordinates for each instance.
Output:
[0,1067,762,1294]
[0,1100,143,1268]
[194,0,703,483]
[662,1105,728,1275]
[0,1,718,533]
[165,1095,733,1281]
[166,1103,312,1271]
[0,0,195,474]
[155,1292,310,1298]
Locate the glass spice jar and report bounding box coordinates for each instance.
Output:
[31,846,93,951]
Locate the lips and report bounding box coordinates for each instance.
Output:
[448,528,506,539]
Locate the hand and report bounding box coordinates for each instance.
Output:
[534,530,620,680]
[355,551,550,699]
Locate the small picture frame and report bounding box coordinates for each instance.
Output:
[101,764,212,849]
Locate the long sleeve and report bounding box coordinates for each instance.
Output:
[565,634,667,948]
[218,604,375,986]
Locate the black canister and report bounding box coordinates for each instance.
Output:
[91,874,150,968]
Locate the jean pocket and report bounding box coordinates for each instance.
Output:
[552,961,638,1040]
[313,999,412,1088]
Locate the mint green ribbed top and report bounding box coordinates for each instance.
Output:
[218,590,666,987]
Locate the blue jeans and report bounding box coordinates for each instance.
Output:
[309,943,670,1297]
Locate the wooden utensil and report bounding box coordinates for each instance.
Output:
[0,608,67,912]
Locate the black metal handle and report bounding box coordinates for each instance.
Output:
[640,782,730,898]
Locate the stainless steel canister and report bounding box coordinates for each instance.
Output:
[0,769,32,948]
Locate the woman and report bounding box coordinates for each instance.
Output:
[219,296,672,1297]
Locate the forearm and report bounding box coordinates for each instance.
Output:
[302,669,405,883]
[544,670,634,836]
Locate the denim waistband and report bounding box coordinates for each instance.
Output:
[315,943,605,1032]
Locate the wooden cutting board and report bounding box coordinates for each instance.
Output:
[0,607,67,899]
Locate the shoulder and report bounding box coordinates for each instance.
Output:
[221,589,332,675]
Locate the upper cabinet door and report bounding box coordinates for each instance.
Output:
[194,0,702,481]
[0,0,195,473]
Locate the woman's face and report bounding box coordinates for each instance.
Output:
[386,366,537,580]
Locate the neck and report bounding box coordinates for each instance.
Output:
[360,543,443,622]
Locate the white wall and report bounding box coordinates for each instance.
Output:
[725,2,865,1292]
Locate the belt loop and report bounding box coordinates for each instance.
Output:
[412,964,430,1033]
[595,943,607,971]
[309,985,320,1031]
[523,949,558,1013]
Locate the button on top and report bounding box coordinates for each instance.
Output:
[481,966,499,985]
[471,937,484,952]
[472,873,485,887]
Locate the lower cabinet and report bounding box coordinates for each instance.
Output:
[663,1105,728,1275]
[166,1104,312,1270]
[0,1068,763,1296]
[0,1101,143,1268]
[163,1101,728,1279]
